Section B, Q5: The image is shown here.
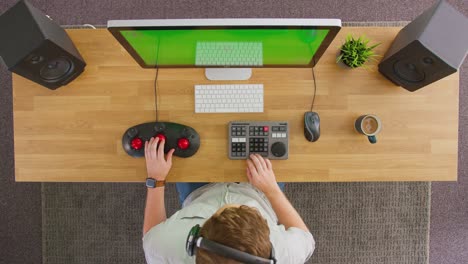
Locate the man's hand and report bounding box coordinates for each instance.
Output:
[145,137,175,181]
[143,137,172,235]
[246,154,281,196]
[247,154,310,232]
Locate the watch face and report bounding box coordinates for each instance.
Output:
[146,178,156,188]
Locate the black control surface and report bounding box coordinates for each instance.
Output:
[229,121,288,160]
[122,122,200,158]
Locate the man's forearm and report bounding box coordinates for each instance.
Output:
[143,187,166,236]
[266,188,309,232]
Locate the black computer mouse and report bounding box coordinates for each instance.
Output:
[304,111,320,142]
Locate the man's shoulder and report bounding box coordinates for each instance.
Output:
[270,226,315,263]
[143,206,209,245]
[142,203,216,263]
[143,217,203,264]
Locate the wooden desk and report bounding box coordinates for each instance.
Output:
[13,27,459,182]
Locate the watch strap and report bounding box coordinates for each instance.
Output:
[146,178,166,188]
[155,180,165,187]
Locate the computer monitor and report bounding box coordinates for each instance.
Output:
[107,19,341,80]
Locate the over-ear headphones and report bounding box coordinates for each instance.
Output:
[186,224,277,264]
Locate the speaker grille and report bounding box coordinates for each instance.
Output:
[39,57,74,82]
[393,60,426,83]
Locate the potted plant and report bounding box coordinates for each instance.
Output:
[337,35,380,69]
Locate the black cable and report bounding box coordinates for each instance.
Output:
[153,66,159,122]
[153,37,161,122]
[310,58,317,112]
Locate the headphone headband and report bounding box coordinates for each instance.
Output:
[186,224,276,264]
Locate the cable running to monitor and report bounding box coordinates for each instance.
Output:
[310,58,317,112]
[153,37,161,122]
[153,67,159,122]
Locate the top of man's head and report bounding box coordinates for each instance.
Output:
[195,205,271,264]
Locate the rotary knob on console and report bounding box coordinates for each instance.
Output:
[177,138,190,150]
[127,127,138,138]
[271,142,286,157]
[154,123,165,132]
[181,128,193,138]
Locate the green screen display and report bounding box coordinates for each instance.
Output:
[120,28,329,67]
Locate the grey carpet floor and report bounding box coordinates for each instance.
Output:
[43,182,430,264]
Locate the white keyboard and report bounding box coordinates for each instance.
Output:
[194,84,264,113]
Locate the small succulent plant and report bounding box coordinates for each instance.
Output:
[337,35,380,68]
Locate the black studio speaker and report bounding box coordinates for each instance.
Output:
[0,0,86,90]
[378,0,468,92]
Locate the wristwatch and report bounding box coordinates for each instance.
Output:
[146,178,165,188]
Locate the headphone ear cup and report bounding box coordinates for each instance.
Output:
[270,243,277,263]
[186,224,201,256]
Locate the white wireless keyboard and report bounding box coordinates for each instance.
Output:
[194,84,264,113]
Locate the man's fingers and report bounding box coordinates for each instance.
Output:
[147,137,154,158]
[246,168,253,182]
[158,139,165,159]
[147,137,153,158]
[246,159,258,177]
[151,137,159,159]
[166,148,175,164]
[250,154,265,171]
[265,158,272,170]
[256,154,268,170]
[144,140,149,158]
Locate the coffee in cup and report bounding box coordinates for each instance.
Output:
[355,114,382,144]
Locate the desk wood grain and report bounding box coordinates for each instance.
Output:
[13,27,459,182]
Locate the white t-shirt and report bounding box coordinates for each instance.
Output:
[143,183,315,264]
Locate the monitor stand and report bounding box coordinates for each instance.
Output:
[205,68,252,81]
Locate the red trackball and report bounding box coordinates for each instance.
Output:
[130,138,143,150]
[177,138,190,150]
[155,134,166,141]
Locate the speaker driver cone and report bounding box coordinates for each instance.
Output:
[393,60,425,83]
[40,57,74,82]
